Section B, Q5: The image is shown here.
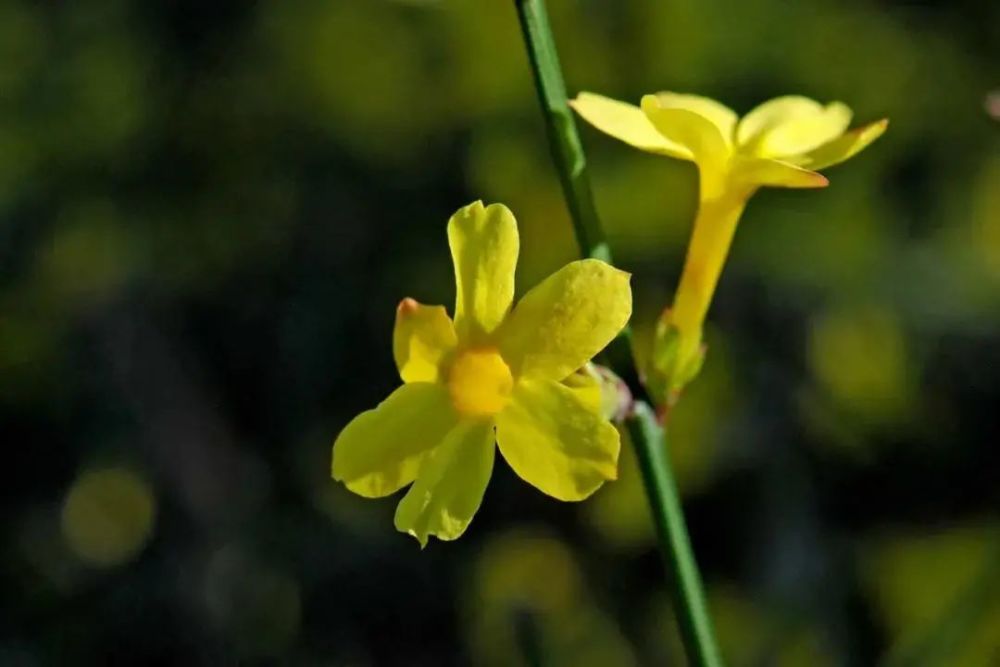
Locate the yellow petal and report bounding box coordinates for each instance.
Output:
[730,156,829,190]
[737,96,824,145]
[569,92,692,159]
[393,298,457,383]
[759,103,852,157]
[394,420,495,547]
[499,258,631,382]
[332,383,457,498]
[641,95,731,188]
[495,378,619,501]
[738,96,852,157]
[561,365,603,414]
[655,92,738,148]
[448,201,519,344]
[791,118,888,171]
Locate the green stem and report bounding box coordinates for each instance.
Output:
[511,4,609,265]
[513,1,723,665]
[626,403,724,667]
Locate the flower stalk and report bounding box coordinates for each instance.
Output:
[654,189,748,409]
[513,1,723,665]
[670,191,748,346]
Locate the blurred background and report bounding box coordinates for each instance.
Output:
[1,0,998,664]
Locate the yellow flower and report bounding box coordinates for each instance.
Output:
[332,201,632,546]
[570,92,887,400]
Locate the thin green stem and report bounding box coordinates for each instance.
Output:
[513,1,723,665]
[626,403,723,667]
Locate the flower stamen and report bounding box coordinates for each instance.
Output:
[447,348,513,417]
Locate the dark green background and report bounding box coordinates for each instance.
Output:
[2,0,998,664]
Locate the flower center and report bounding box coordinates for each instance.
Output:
[447,347,513,418]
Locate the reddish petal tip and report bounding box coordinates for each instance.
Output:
[397,297,419,316]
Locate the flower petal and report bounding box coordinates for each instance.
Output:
[561,365,603,414]
[448,201,519,344]
[737,95,825,145]
[738,96,852,157]
[332,383,457,498]
[496,378,619,501]
[759,104,852,157]
[394,420,495,547]
[393,298,457,383]
[730,156,829,190]
[791,118,888,171]
[641,95,731,188]
[655,92,738,148]
[499,258,631,382]
[570,92,692,159]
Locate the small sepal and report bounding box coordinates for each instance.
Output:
[648,309,707,414]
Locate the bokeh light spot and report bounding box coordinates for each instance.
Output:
[60,467,156,567]
[808,304,914,427]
